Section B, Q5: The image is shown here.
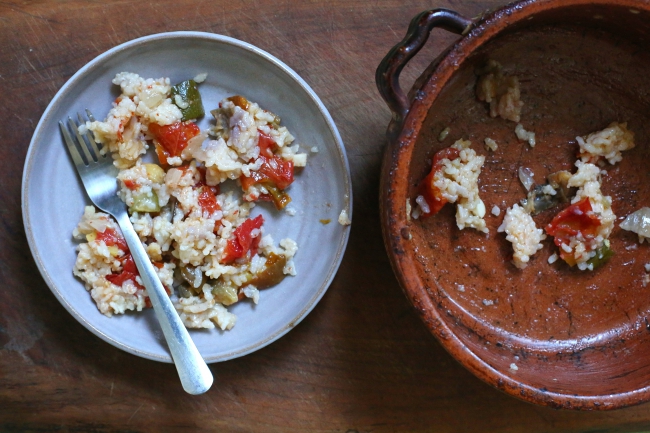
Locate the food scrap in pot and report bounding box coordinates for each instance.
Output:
[484,137,498,151]
[414,139,487,233]
[475,59,523,122]
[438,126,450,142]
[520,170,572,215]
[515,123,536,147]
[499,120,634,270]
[576,121,635,166]
[545,161,615,270]
[620,207,650,243]
[498,203,546,269]
[518,166,535,191]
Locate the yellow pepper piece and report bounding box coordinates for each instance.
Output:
[144,163,165,184]
[211,282,239,306]
[131,190,160,213]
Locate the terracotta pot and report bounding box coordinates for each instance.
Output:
[376,0,650,410]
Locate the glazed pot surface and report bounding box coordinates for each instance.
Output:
[379,0,650,409]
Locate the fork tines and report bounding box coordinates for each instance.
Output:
[59,110,104,166]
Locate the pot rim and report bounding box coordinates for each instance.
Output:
[381,0,650,410]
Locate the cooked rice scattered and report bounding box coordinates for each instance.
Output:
[498,203,546,269]
[73,72,307,330]
[338,209,352,226]
[438,127,450,142]
[577,122,634,165]
[515,124,536,147]
[557,161,615,270]
[475,60,523,122]
[431,139,488,232]
[621,207,650,243]
[484,137,498,151]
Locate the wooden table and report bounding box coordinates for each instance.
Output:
[3,0,650,431]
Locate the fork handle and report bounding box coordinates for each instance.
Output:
[115,212,214,395]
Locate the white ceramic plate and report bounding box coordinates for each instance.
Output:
[22,32,352,363]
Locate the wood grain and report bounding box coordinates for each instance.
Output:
[3,0,650,431]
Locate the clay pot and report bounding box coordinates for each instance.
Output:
[376,0,650,409]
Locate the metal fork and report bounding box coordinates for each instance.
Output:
[60,111,213,395]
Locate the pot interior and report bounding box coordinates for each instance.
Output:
[406,3,650,402]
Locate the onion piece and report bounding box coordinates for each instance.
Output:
[194,72,208,83]
[88,218,109,233]
[620,207,650,241]
[182,131,208,160]
[415,195,430,215]
[140,87,164,108]
[518,166,535,191]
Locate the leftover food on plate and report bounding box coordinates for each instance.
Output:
[412,59,640,271]
[73,72,308,330]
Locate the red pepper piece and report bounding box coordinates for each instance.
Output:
[546,197,602,263]
[106,254,143,289]
[96,227,128,252]
[123,179,138,190]
[222,215,264,264]
[197,185,221,216]
[418,147,461,217]
[257,131,278,157]
[149,121,200,158]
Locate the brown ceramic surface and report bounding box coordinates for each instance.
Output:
[378,0,650,409]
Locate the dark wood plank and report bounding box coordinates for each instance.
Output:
[3,0,650,431]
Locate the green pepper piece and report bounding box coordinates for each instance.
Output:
[263,182,292,210]
[227,95,249,111]
[249,253,287,289]
[211,280,239,306]
[130,190,160,213]
[587,240,614,269]
[171,79,204,121]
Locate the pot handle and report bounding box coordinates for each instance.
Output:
[376,9,473,123]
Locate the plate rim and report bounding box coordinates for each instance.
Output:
[21,31,352,363]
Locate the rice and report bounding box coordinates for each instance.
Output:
[72,72,307,330]
[419,60,637,274]
[484,137,498,151]
[541,122,634,269]
[431,139,488,233]
[338,209,352,226]
[438,127,450,142]
[73,207,148,316]
[498,203,546,269]
[193,73,208,83]
[545,161,615,270]
[515,124,536,147]
[475,60,523,122]
[556,161,616,270]
[577,122,634,165]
